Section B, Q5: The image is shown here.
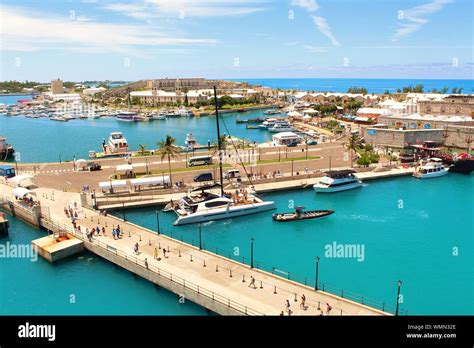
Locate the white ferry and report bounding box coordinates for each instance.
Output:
[116,111,142,122]
[313,170,363,193]
[413,158,449,179]
[268,122,294,132]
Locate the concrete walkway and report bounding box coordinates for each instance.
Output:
[1,182,390,316]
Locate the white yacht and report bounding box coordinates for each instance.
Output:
[185,133,197,147]
[177,107,194,117]
[116,111,142,122]
[173,187,275,226]
[108,132,128,154]
[313,170,363,193]
[413,158,449,179]
[150,113,166,120]
[268,122,294,132]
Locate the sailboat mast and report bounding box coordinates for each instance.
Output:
[213,86,225,196]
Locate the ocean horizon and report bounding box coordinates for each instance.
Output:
[228,78,473,94]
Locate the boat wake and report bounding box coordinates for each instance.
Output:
[340,214,390,223]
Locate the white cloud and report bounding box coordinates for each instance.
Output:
[0,5,218,56]
[291,0,319,12]
[311,15,340,47]
[105,0,267,19]
[393,0,454,41]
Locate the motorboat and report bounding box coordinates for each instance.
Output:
[108,132,128,154]
[177,107,193,117]
[50,116,68,122]
[313,170,363,193]
[173,187,275,226]
[185,133,197,147]
[150,113,166,120]
[264,109,281,115]
[272,207,334,222]
[413,158,449,179]
[0,136,15,160]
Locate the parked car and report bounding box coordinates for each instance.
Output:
[193,172,213,182]
[306,139,318,145]
[287,141,298,147]
[88,162,102,171]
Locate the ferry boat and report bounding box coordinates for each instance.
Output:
[150,113,166,120]
[177,107,194,117]
[0,136,15,160]
[313,170,363,193]
[268,122,294,133]
[108,132,128,154]
[171,87,275,226]
[413,158,449,179]
[173,187,275,226]
[116,111,142,122]
[258,118,286,129]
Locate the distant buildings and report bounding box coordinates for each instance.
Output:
[417,95,474,116]
[50,79,64,95]
[146,78,216,92]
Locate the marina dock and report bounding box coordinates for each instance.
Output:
[0,182,392,316]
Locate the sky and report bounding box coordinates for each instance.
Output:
[0,0,473,81]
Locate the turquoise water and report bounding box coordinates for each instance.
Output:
[0,96,272,163]
[233,78,474,94]
[0,217,209,315]
[118,175,473,315]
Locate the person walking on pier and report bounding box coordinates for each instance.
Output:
[134,242,139,255]
[154,248,160,261]
[300,294,306,310]
[285,300,292,315]
[144,258,149,270]
[326,303,332,315]
[248,275,257,289]
[112,228,116,239]
[102,227,106,236]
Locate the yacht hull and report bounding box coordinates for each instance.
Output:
[173,201,276,225]
[313,182,362,193]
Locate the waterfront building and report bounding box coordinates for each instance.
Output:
[292,92,379,106]
[83,87,106,95]
[130,90,208,105]
[146,78,216,92]
[417,94,474,116]
[362,127,445,149]
[272,131,303,145]
[356,107,390,122]
[50,78,64,95]
[46,93,81,102]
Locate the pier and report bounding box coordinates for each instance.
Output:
[0,182,394,316]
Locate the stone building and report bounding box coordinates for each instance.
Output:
[50,79,64,95]
[361,127,445,149]
[418,95,474,116]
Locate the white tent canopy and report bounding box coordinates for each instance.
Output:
[12,187,34,198]
[10,174,34,188]
[303,108,318,114]
[130,176,170,187]
[99,180,127,189]
[287,111,302,117]
[302,115,312,120]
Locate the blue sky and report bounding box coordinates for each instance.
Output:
[0,0,472,81]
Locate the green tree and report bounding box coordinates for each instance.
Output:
[138,144,147,156]
[345,133,363,167]
[157,135,181,185]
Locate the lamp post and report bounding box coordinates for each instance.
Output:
[395,280,402,316]
[122,202,126,221]
[198,223,202,250]
[250,237,255,268]
[315,256,320,290]
[59,154,62,164]
[145,158,148,175]
[291,160,294,176]
[155,210,160,235]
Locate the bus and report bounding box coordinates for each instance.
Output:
[0,165,15,178]
[188,155,213,167]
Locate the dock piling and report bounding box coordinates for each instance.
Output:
[260,281,263,289]
[242,275,246,283]
[190,254,193,262]
[273,286,277,294]
[203,260,206,267]
[215,265,219,272]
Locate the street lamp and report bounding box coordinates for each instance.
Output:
[155,210,160,235]
[315,256,320,290]
[198,223,202,250]
[122,202,126,221]
[395,280,403,316]
[291,160,294,176]
[250,237,255,268]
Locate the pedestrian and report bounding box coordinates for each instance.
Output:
[144,258,149,270]
[326,303,332,315]
[285,300,291,314]
[248,275,257,289]
[279,311,284,316]
[112,228,116,240]
[102,227,106,236]
[134,242,139,255]
[300,294,306,310]
[154,248,158,260]
[163,248,167,258]
[96,226,100,235]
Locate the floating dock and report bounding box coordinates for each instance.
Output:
[32,234,84,263]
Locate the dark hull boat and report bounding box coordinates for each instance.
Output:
[449,159,474,175]
[272,209,334,222]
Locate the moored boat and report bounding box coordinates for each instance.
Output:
[413,158,449,179]
[313,170,363,193]
[272,207,334,222]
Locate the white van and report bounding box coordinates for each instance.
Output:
[224,169,241,179]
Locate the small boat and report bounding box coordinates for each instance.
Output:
[272,207,334,222]
[413,158,449,179]
[264,109,281,115]
[185,133,197,147]
[50,116,68,122]
[116,111,142,122]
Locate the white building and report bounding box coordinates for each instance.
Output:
[272,132,303,145]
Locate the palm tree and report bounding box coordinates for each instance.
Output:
[345,133,362,167]
[157,135,181,185]
[138,144,147,156]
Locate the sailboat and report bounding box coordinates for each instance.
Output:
[170,86,276,226]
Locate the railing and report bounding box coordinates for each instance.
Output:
[39,216,265,316]
[158,228,407,316]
